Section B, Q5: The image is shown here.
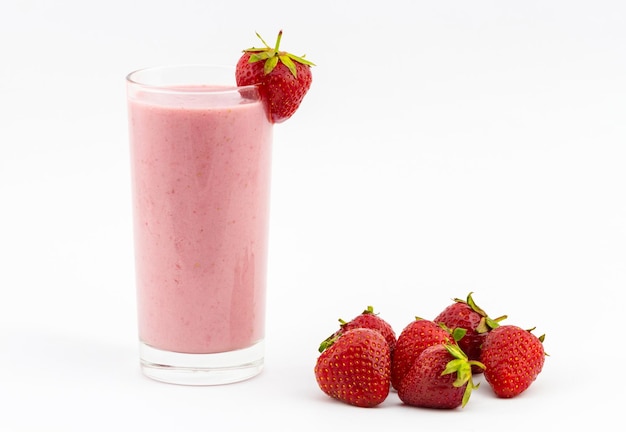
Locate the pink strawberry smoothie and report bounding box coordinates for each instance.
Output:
[128,85,273,355]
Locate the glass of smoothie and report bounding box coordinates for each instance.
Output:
[126,65,272,385]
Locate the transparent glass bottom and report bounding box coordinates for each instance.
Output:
[139,340,264,385]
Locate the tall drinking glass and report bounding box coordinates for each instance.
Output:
[126,65,273,385]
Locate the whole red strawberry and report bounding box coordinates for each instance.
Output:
[236,30,314,123]
[398,342,484,409]
[480,325,546,398]
[434,292,506,373]
[314,328,391,408]
[390,318,453,390]
[318,306,396,355]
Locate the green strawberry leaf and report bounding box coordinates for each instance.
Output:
[279,54,298,77]
[264,56,279,75]
[287,52,315,66]
[451,327,467,342]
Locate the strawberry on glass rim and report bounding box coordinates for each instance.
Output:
[236,30,314,123]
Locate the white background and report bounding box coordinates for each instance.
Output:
[1,0,624,430]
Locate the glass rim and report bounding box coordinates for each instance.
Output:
[126,64,259,95]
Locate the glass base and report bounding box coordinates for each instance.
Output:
[139,340,264,385]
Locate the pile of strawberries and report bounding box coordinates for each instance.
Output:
[314,293,546,409]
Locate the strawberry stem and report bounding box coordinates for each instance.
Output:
[274,30,283,51]
[363,305,375,315]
